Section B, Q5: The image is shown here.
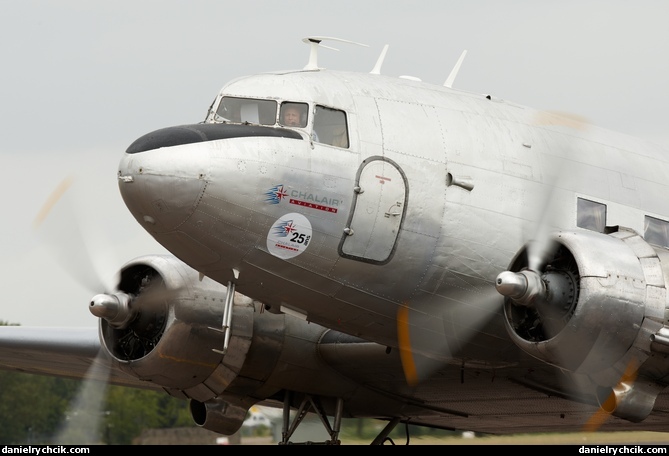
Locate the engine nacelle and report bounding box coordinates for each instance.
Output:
[92,254,361,435]
[96,255,255,402]
[500,227,669,422]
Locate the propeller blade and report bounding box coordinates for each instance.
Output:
[53,351,111,444]
[398,286,502,386]
[582,359,640,432]
[33,177,117,294]
[524,109,592,273]
[33,178,122,443]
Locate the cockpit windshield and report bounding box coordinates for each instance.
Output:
[215,97,277,125]
[210,96,349,149]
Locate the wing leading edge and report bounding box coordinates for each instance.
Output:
[0,326,155,389]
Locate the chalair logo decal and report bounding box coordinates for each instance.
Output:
[267,212,312,259]
[265,184,288,204]
[265,184,339,213]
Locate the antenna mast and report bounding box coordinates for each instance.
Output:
[302,36,369,70]
[443,50,468,88]
[370,44,389,74]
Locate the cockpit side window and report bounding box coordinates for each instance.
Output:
[216,97,277,125]
[279,102,309,128]
[313,105,349,148]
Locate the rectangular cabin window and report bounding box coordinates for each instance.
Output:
[577,198,606,232]
[644,216,669,248]
[215,97,277,125]
[313,105,349,148]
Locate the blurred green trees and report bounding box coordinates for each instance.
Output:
[0,369,194,444]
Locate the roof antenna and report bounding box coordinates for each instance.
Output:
[443,50,468,88]
[370,44,389,75]
[302,36,369,71]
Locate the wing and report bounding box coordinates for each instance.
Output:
[0,326,156,389]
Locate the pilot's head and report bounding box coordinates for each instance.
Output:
[281,104,304,127]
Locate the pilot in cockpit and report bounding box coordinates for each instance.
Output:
[280,103,307,128]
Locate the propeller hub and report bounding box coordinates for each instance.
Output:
[89,292,135,328]
[495,270,546,308]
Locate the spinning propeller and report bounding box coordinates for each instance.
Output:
[33,176,117,443]
[493,112,646,429]
[398,110,642,429]
[33,176,173,442]
[35,177,172,337]
[33,176,117,295]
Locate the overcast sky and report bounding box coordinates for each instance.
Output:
[2,1,668,327]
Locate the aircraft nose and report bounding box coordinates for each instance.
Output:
[118,123,303,235]
[117,127,209,234]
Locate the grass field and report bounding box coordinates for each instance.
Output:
[387,431,669,445]
[241,431,669,445]
[237,416,669,445]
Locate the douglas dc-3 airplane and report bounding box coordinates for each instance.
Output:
[3,37,669,445]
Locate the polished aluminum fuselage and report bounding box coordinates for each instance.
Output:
[117,69,669,364]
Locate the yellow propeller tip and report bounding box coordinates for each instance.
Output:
[33,176,75,228]
[397,306,420,386]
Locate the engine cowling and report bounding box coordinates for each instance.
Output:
[90,254,376,436]
[89,254,289,434]
[95,255,252,401]
[498,227,669,422]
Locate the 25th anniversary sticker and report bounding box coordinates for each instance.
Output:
[267,213,312,259]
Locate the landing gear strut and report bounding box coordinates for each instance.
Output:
[276,392,407,445]
[279,393,343,445]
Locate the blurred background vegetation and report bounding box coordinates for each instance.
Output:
[0,320,455,445]
[0,368,195,444]
[0,366,458,445]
